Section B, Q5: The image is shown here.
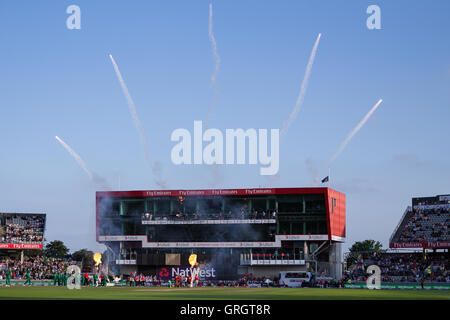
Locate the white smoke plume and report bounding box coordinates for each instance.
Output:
[270,34,321,187]
[55,136,111,190]
[326,99,383,165]
[204,2,221,129]
[109,54,167,189]
[280,33,322,136]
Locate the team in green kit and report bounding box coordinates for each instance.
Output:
[24,269,32,286]
[5,269,12,286]
[2,268,108,287]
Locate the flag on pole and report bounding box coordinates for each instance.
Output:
[321,176,329,183]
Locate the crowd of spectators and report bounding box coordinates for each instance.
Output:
[142,209,277,221]
[398,205,449,243]
[0,215,45,244]
[0,256,76,281]
[242,248,303,261]
[345,252,449,283]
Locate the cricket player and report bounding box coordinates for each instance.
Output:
[93,273,98,287]
[101,274,107,287]
[5,269,12,287]
[24,269,32,286]
[53,272,58,286]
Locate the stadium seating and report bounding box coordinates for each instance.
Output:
[390,204,449,244]
[0,215,45,244]
[345,252,449,283]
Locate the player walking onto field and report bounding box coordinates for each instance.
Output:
[53,272,58,286]
[93,273,98,287]
[5,269,11,287]
[101,274,107,286]
[24,269,32,286]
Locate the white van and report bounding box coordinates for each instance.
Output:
[279,271,312,288]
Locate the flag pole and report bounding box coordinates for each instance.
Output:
[328,167,331,189]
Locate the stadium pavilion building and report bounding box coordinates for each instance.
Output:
[96,187,346,281]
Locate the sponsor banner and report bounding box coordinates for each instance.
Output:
[144,241,280,248]
[277,234,329,241]
[142,219,276,225]
[97,187,330,199]
[99,234,335,248]
[413,204,450,210]
[99,235,146,242]
[0,280,53,286]
[391,242,450,249]
[115,260,137,265]
[99,235,281,248]
[157,265,217,280]
[0,243,43,249]
[250,259,305,265]
[345,283,450,290]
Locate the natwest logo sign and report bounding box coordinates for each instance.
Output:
[157,265,217,280]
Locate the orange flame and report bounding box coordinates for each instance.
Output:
[93,253,102,267]
[188,254,198,268]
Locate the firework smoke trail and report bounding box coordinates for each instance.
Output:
[55,136,111,190]
[204,3,223,187]
[326,99,383,165]
[269,34,321,187]
[280,33,322,136]
[109,54,167,189]
[204,2,221,129]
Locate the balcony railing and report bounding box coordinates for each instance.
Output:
[240,253,305,266]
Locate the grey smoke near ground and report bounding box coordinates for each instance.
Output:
[208,164,223,188]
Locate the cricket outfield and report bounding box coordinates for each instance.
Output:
[0,286,448,300]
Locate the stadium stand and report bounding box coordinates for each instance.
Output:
[0,214,45,244]
[0,256,77,280]
[390,196,450,246]
[345,252,449,283]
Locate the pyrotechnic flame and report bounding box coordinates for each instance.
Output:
[93,253,102,267]
[188,254,198,268]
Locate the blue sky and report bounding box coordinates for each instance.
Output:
[0,1,449,253]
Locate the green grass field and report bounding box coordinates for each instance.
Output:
[0,286,448,300]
